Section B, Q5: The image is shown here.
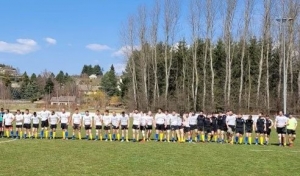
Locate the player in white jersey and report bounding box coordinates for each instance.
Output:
[145,111,154,141]
[155,108,166,142]
[60,108,70,140]
[132,109,141,142]
[170,111,178,142]
[94,110,102,141]
[82,111,93,140]
[72,108,82,140]
[226,110,236,144]
[183,113,191,143]
[120,111,129,142]
[111,111,120,141]
[49,111,60,139]
[102,110,112,141]
[140,111,147,142]
[23,109,33,139]
[15,110,23,139]
[189,112,198,142]
[39,107,51,139]
[274,111,288,146]
[0,108,4,138]
[31,112,40,139]
[3,109,14,138]
[177,114,184,143]
[164,110,171,142]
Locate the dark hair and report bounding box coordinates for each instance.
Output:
[121,111,125,115]
[96,110,100,112]
[75,108,78,110]
[85,110,89,113]
[6,109,9,113]
[105,110,109,113]
[33,112,37,116]
[25,109,29,111]
[17,109,20,112]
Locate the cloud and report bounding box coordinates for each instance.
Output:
[44,37,57,45]
[0,39,38,54]
[86,44,112,51]
[114,63,126,74]
[112,45,140,57]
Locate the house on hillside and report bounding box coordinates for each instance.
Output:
[89,74,97,79]
[50,96,76,105]
[78,85,100,95]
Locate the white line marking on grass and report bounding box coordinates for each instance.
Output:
[0,139,17,144]
[250,150,274,152]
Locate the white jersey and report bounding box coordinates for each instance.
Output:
[23,113,32,124]
[120,114,129,126]
[165,114,171,125]
[275,115,288,128]
[170,115,178,126]
[60,112,69,124]
[15,114,24,125]
[72,113,82,125]
[40,110,51,121]
[189,115,198,125]
[140,115,147,126]
[146,115,153,126]
[49,114,59,125]
[155,113,166,125]
[32,115,40,124]
[132,113,141,126]
[111,115,120,126]
[83,115,92,125]
[3,113,14,125]
[226,115,236,126]
[177,116,182,126]
[102,115,112,126]
[183,117,190,127]
[94,114,102,126]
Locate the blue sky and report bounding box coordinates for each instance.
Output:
[0,0,265,76]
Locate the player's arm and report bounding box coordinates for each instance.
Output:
[226,118,229,128]
[90,116,93,127]
[270,119,274,129]
[263,120,266,131]
[274,117,277,129]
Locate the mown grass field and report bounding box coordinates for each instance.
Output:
[1,125,300,176]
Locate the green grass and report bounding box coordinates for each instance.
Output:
[1,126,300,176]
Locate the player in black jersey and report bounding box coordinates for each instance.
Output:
[211,114,218,142]
[197,112,205,142]
[245,115,254,145]
[264,115,273,145]
[235,114,245,144]
[255,113,266,145]
[204,115,212,142]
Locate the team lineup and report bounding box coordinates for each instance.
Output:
[0,107,297,147]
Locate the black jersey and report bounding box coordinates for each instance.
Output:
[236,118,245,128]
[266,119,272,129]
[211,116,217,127]
[197,115,205,126]
[204,118,211,127]
[217,116,223,126]
[245,119,253,128]
[256,117,266,128]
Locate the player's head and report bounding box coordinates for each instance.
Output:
[165,110,169,114]
[51,110,55,115]
[237,114,242,118]
[0,108,3,112]
[112,111,116,116]
[172,110,176,116]
[158,108,162,113]
[96,110,100,114]
[33,112,37,116]
[248,115,252,120]
[199,111,203,115]
[121,111,125,116]
[42,106,46,111]
[25,109,29,114]
[279,111,283,116]
[148,111,152,116]
[5,109,9,113]
[85,110,89,115]
[105,110,109,115]
[16,109,20,114]
[134,109,138,114]
[62,108,65,113]
[228,110,233,115]
[21,112,24,115]
[265,114,269,119]
[259,112,263,117]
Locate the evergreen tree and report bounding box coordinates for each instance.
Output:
[44,78,54,94]
[101,65,118,97]
[56,70,65,84]
[93,65,103,76]
[30,73,37,82]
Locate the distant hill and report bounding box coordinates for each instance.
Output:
[0,63,19,76]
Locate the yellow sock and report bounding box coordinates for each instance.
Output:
[90,134,93,140]
[100,135,103,141]
[249,137,252,144]
[28,133,31,138]
[45,131,48,138]
[126,134,128,141]
[78,133,81,140]
[117,134,120,141]
[20,131,23,138]
[182,137,185,142]
[239,137,243,144]
[109,134,112,140]
[201,134,204,142]
[208,135,211,141]
[35,132,38,139]
[167,136,170,142]
[53,132,56,139]
[62,132,65,139]
[194,137,197,142]
[159,133,163,141]
[260,137,263,145]
[178,136,181,142]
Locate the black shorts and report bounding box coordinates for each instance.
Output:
[73,124,80,130]
[121,125,128,130]
[204,127,211,133]
[256,128,264,134]
[41,120,49,128]
[140,126,146,131]
[132,125,139,130]
[217,125,224,130]
[156,124,164,131]
[190,125,197,131]
[112,125,119,130]
[197,125,204,131]
[0,122,2,127]
[245,127,252,133]
[228,125,235,132]
[96,125,102,130]
[23,124,31,129]
[16,125,22,128]
[104,126,110,131]
[164,125,170,131]
[221,126,228,132]
[61,123,68,130]
[212,126,218,132]
[265,129,271,135]
[5,125,12,129]
[146,125,152,130]
[277,127,286,134]
[287,129,296,135]
[184,127,190,133]
[85,125,91,130]
[236,128,244,135]
[171,125,178,131]
[50,125,57,129]
[33,124,39,129]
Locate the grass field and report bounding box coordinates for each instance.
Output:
[1,125,300,176]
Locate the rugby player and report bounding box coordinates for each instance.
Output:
[140,111,147,142]
[255,113,266,145]
[0,108,4,138]
[235,114,245,144]
[155,108,166,142]
[178,113,184,143]
[170,111,179,142]
[226,111,236,144]
[40,107,51,139]
[245,115,254,145]
[15,110,23,139]
[211,114,218,142]
[197,112,205,142]
[189,112,198,142]
[274,111,288,146]
[102,110,112,141]
[183,113,191,142]
[164,110,171,142]
[94,110,102,141]
[71,108,82,140]
[264,115,273,145]
[217,112,226,143]
[31,112,40,139]
[49,111,60,139]
[145,111,154,142]
[111,111,120,141]
[132,109,141,142]
[3,109,14,138]
[204,114,212,142]
[82,111,93,140]
[60,108,70,140]
[287,115,297,147]
[23,109,32,139]
[120,111,129,142]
